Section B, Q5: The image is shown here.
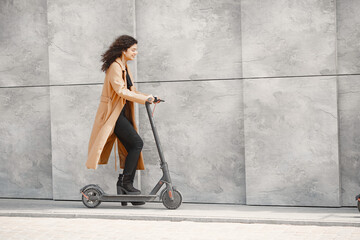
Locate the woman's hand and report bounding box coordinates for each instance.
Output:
[146,95,163,103]
[146,95,155,103]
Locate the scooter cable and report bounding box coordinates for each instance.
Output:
[152,102,157,117]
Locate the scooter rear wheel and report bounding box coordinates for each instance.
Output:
[82,188,102,208]
[161,189,182,210]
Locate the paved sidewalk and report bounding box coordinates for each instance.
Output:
[0,198,359,227]
[1,216,360,240]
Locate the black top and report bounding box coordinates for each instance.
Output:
[125,68,133,90]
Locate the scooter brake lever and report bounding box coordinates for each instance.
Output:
[154,97,165,103]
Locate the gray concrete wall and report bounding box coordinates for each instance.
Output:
[241,0,340,207]
[138,80,245,204]
[0,0,52,198]
[241,0,336,78]
[337,0,360,75]
[0,0,359,206]
[0,87,52,198]
[338,76,360,206]
[337,0,360,206]
[0,0,49,87]
[244,77,339,206]
[135,0,242,81]
[135,0,244,204]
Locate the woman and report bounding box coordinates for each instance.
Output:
[86,35,158,200]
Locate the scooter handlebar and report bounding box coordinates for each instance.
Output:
[153,96,165,103]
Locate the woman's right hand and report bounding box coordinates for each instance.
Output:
[146,95,155,103]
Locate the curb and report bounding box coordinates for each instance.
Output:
[0,212,359,227]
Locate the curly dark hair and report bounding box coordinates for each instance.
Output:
[101,35,138,72]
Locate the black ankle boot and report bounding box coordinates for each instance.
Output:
[127,171,145,206]
[121,175,141,195]
[116,174,124,194]
[116,174,128,206]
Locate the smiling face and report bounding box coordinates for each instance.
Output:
[123,44,138,61]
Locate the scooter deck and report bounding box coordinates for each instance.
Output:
[100,194,157,202]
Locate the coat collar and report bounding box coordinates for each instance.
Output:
[114,57,135,87]
[115,57,127,71]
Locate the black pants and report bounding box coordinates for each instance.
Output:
[114,103,143,179]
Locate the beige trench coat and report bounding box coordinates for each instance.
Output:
[86,58,151,170]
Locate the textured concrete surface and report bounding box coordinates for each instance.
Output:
[2,217,360,240]
[0,87,52,198]
[244,77,340,206]
[0,199,359,227]
[241,0,336,78]
[0,0,49,87]
[50,85,126,200]
[47,0,136,85]
[337,0,360,74]
[338,76,360,206]
[136,0,242,81]
[138,80,245,204]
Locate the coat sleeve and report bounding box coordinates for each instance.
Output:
[108,64,152,104]
[132,85,152,99]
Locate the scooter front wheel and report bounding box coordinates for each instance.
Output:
[82,188,102,208]
[161,189,182,210]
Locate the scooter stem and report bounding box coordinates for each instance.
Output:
[145,102,166,165]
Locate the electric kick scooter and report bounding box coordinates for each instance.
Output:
[80,100,182,209]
